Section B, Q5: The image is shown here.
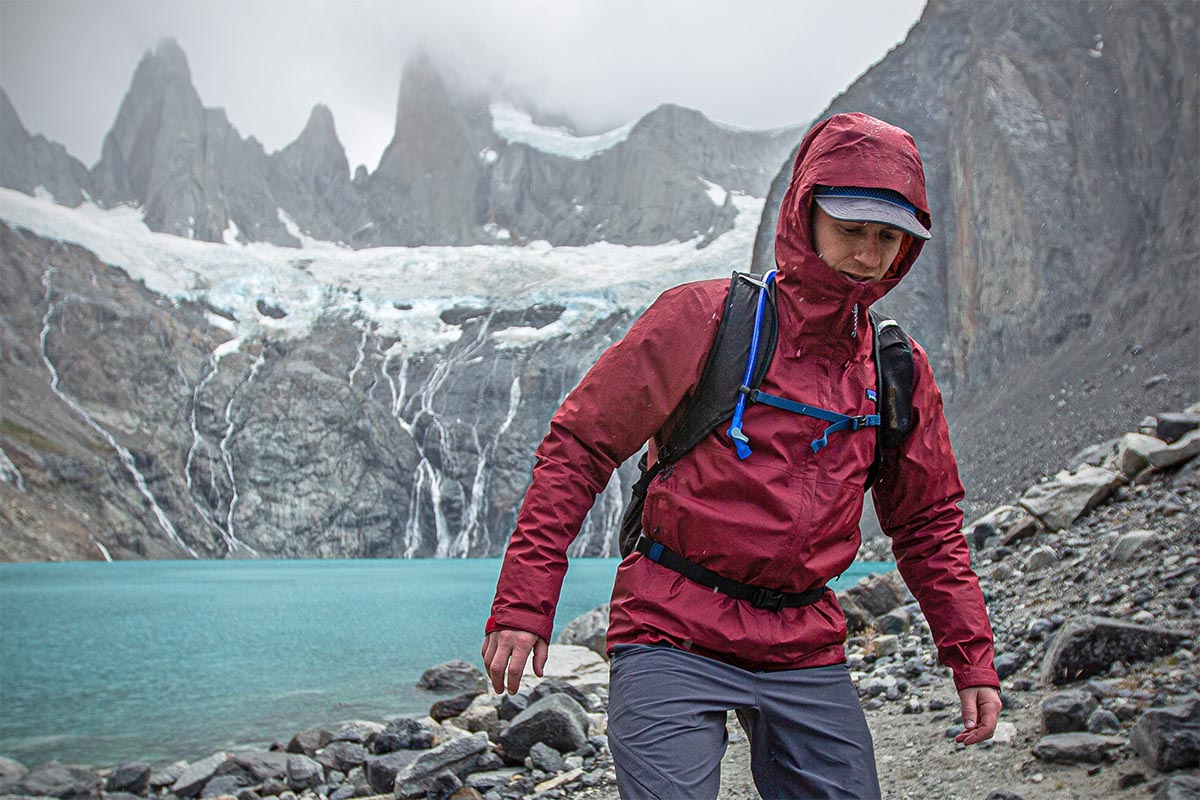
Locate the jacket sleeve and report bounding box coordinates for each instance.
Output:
[871,340,1000,691]
[486,283,720,641]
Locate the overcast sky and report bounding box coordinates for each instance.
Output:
[1,0,925,172]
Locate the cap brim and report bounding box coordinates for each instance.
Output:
[814,196,931,240]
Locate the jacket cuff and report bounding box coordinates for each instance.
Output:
[485,608,555,642]
[952,666,1001,692]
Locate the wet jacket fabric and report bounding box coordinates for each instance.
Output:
[487,113,999,692]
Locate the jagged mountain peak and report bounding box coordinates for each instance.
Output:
[130,37,195,92]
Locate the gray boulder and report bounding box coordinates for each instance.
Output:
[1112,530,1156,562]
[425,770,463,800]
[499,692,531,722]
[1149,429,1200,470]
[1018,466,1124,531]
[985,793,1026,800]
[106,762,151,795]
[0,757,27,784]
[1025,545,1058,572]
[201,774,246,797]
[1040,616,1189,685]
[430,691,481,722]
[528,677,593,712]
[1156,413,1200,444]
[556,604,610,660]
[285,754,323,791]
[527,742,565,774]
[332,721,386,744]
[287,729,334,757]
[149,760,188,790]
[1032,733,1125,764]
[1130,698,1200,771]
[845,571,908,617]
[1118,433,1170,475]
[1087,708,1122,734]
[1042,690,1099,733]
[315,741,368,773]
[499,693,590,761]
[417,660,489,693]
[392,732,490,799]
[1155,775,1200,799]
[371,717,439,753]
[5,761,98,798]
[215,752,289,784]
[172,753,231,798]
[363,751,420,794]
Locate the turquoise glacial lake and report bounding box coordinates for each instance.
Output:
[0,558,892,768]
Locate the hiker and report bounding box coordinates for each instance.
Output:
[483,112,1001,799]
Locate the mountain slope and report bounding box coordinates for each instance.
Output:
[751,0,1199,516]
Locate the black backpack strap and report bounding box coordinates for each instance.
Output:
[866,310,915,488]
[618,272,778,557]
[657,272,777,463]
[633,533,826,610]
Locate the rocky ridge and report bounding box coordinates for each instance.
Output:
[751,0,1199,519]
[2,41,798,249]
[1,404,1195,798]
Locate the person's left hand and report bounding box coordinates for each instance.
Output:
[955,686,1002,746]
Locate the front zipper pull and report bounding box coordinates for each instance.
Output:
[851,303,859,339]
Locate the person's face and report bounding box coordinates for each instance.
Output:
[810,206,905,283]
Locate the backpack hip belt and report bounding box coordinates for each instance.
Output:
[632,533,827,611]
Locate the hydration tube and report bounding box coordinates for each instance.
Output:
[726,270,776,460]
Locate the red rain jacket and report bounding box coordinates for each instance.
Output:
[487,113,999,692]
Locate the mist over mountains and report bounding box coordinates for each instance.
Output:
[1,0,1196,562]
[1,40,797,248]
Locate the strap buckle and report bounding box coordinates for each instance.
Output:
[750,587,785,611]
[849,415,868,431]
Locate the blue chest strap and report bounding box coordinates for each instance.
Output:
[748,389,880,454]
[724,269,880,459]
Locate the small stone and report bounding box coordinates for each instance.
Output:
[1117,772,1147,789]
[1087,708,1122,734]
[992,722,1018,745]
[107,762,152,795]
[1112,530,1156,562]
[1043,690,1099,734]
[994,652,1024,679]
[1032,733,1125,764]
[1026,546,1058,572]
[872,635,900,657]
[527,742,564,774]
[417,661,489,693]
[431,692,482,722]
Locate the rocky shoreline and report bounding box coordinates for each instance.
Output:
[1,404,1197,800]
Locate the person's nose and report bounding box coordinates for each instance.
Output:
[854,237,883,268]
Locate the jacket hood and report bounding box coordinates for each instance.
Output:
[774,112,932,309]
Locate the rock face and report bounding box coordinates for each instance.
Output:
[752,0,1199,518]
[0,90,93,207]
[5,42,795,249]
[0,220,639,559]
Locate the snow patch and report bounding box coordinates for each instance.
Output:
[483,222,512,241]
[479,148,499,165]
[701,179,728,207]
[223,217,242,245]
[490,102,635,160]
[1088,34,1104,58]
[0,186,764,356]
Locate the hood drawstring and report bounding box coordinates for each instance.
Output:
[851,303,859,339]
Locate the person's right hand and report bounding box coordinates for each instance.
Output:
[481,628,548,694]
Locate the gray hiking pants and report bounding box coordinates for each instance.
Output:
[608,645,881,800]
